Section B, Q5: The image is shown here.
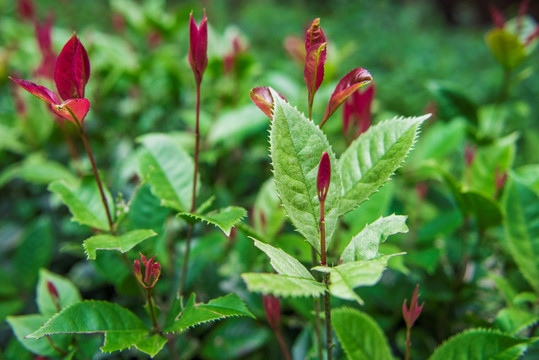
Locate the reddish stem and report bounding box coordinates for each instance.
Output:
[274,328,292,360]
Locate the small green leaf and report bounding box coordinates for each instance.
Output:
[429,328,538,360]
[313,255,400,304]
[252,239,314,279]
[36,269,81,318]
[242,273,326,298]
[83,229,157,260]
[133,334,167,357]
[332,307,392,360]
[7,314,71,357]
[164,293,254,334]
[341,215,408,263]
[48,176,115,231]
[178,206,247,236]
[269,88,342,253]
[494,308,539,335]
[339,115,429,215]
[502,173,539,293]
[28,301,148,353]
[137,133,196,211]
[486,29,527,70]
[253,177,286,239]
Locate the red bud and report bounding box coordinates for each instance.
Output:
[263,294,281,330]
[317,152,331,203]
[304,18,327,108]
[402,284,424,329]
[189,11,208,85]
[250,87,287,120]
[54,34,90,101]
[489,5,506,29]
[135,253,161,289]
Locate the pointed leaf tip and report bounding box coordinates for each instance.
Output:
[321,68,372,127]
[54,34,90,101]
[250,87,287,120]
[9,77,60,105]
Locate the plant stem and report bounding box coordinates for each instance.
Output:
[497,68,512,104]
[80,128,115,233]
[405,326,411,360]
[178,81,201,299]
[147,288,159,332]
[274,328,292,360]
[319,199,332,360]
[46,335,68,357]
[311,248,324,360]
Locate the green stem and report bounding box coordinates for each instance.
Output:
[405,326,411,360]
[147,288,159,333]
[497,68,512,104]
[312,248,324,360]
[178,223,193,299]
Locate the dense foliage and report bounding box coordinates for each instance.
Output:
[1,0,539,359]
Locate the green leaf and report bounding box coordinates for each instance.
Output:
[494,308,539,335]
[427,82,478,124]
[137,133,196,211]
[28,301,148,353]
[0,153,77,189]
[313,255,399,304]
[7,314,72,357]
[14,217,54,289]
[36,269,81,318]
[83,229,157,260]
[133,334,167,357]
[332,307,392,360]
[252,238,314,279]
[486,29,527,70]
[341,215,408,263]
[253,177,286,239]
[48,176,115,231]
[164,293,254,334]
[178,206,246,236]
[269,88,342,253]
[429,328,537,360]
[241,273,326,298]
[208,105,268,147]
[339,115,429,215]
[502,173,539,293]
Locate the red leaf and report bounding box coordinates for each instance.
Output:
[189,11,208,84]
[250,87,287,120]
[305,18,326,51]
[9,77,60,105]
[304,42,326,107]
[52,98,90,124]
[321,68,372,127]
[489,5,505,29]
[317,152,331,203]
[54,34,90,101]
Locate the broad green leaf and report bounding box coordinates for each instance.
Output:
[313,255,400,304]
[429,328,537,360]
[252,239,314,279]
[208,105,267,147]
[48,176,115,231]
[178,206,246,236]
[269,88,341,253]
[127,183,170,231]
[494,308,539,335]
[0,153,76,189]
[461,190,503,230]
[339,115,429,215]
[7,314,71,357]
[164,293,254,334]
[341,215,408,263]
[28,301,148,353]
[332,307,392,360]
[502,173,539,293]
[14,217,54,290]
[137,133,196,211]
[83,229,157,260]
[242,273,326,298]
[486,29,526,70]
[36,269,81,318]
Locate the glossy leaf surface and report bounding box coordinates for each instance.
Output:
[83,229,157,260]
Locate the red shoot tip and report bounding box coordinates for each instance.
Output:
[134,253,161,289]
[402,284,424,329]
[304,18,327,107]
[55,34,90,101]
[317,152,331,203]
[189,11,208,85]
[263,294,281,330]
[250,87,287,120]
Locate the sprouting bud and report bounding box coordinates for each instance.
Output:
[263,294,281,331]
[342,84,375,141]
[54,33,90,101]
[402,284,424,329]
[188,11,208,85]
[321,68,372,128]
[304,18,327,108]
[250,87,287,120]
[317,152,331,203]
[134,253,161,289]
[47,280,61,311]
